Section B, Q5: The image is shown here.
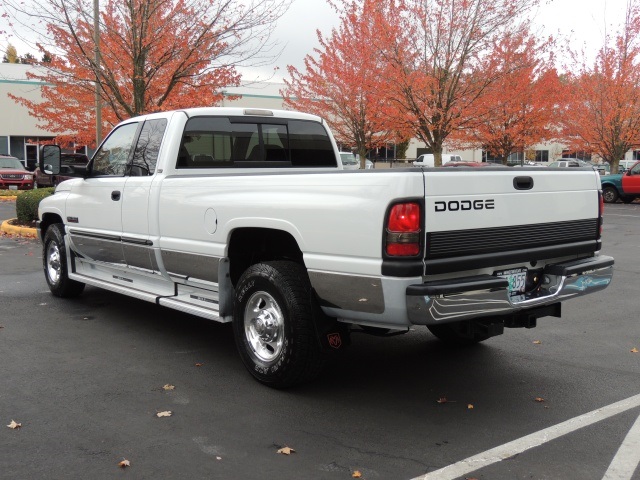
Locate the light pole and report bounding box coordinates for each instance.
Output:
[94,0,102,146]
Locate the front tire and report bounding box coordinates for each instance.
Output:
[43,224,85,297]
[233,261,325,388]
[602,186,619,203]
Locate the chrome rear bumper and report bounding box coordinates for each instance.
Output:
[407,255,614,325]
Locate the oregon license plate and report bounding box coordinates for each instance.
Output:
[496,268,527,294]
[8,185,18,190]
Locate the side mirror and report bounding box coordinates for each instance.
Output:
[40,145,61,175]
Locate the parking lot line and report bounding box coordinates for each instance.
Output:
[412,393,640,480]
[602,412,640,480]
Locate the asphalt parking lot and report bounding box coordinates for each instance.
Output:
[0,200,639,480]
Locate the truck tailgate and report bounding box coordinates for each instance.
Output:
[422,168,602,274]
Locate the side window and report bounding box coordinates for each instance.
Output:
[130,119,167,176]
[178,117,236,168]
[630,163,640,175]
[288,120,336,167]
[92,123,139,176]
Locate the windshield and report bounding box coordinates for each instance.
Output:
[0,157,26,170]
[340,153,357,165]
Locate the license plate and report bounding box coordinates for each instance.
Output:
[496,267,527,294]
[8,185,18,190]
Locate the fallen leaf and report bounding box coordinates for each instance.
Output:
[533,340,541,344]
[467,404,474,409]
[118,459,130,468]
[7,420,21,429]
[437,397,456,403]
[631,348,639,353]
[163,384,175,391]
[277,446,295,455]
[195,363,204,367]
[535,397,545,403]
[352,471,362,478]
[216,456,222,461]
[156,411,172,418]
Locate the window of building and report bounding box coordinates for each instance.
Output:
[535,150,549,162]
[562,150,591,162]
[632,150,640,160]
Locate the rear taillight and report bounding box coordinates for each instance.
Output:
[598,191,604,238]
[385,202,421,256]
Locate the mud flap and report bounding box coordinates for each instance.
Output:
[311,291,351,353]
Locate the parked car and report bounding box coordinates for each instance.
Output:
[618,160,638,173]
[339,152,359,170]
[547,159,593,168]
[34,153,89,188]
[413,154,462,167]
[0,155,34,190]
[442,161,502,167]
[600,161,640,203]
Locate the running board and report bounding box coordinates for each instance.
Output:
[70,260,227,323]
[158,297,225,322]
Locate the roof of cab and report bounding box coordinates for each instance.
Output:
[123,107,324,124]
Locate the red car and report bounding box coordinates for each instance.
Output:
[0,155,34,190]
[34,153,89,188]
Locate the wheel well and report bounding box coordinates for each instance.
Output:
[228,228,304,285]
[39,213,63,242]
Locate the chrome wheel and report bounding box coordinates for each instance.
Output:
[243,291,284,362]
[46,242,62,284]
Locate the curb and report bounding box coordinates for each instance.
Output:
[1,219,37,238]
[0,196,18,201]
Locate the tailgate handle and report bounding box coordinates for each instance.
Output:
[513,176,534,190]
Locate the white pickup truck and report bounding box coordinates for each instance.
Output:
[37,107,614,388]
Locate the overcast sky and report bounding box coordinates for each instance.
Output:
[241,0,632,81]
[2,0,633,82]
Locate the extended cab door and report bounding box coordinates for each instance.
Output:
[120,116,169,271]
[621,161,640,194]
[66,121,140,264]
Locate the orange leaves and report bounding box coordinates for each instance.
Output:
[535,397,545,403]
[162,384,175,391]
[118,459,130,468]
[631,347,639,353]
[277,446,295,455]
[352,471,362,478]
[8,0,288,147]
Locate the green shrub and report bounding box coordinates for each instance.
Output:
[16,188,55,223]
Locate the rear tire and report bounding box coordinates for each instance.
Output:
[233,261,325,388]
[427,321,491,346]
[43,224,85,297]
[602,186,619,203]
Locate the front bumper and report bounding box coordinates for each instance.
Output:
[407,255,614,325]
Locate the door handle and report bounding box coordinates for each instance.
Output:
[111,190,121,201]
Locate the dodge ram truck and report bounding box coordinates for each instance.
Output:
[37,107,614,388]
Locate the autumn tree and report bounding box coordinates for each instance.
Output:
[1,0,291,146]
[452,30,560,164]
[376,0,538,166]
[560,0,640,173]
[282,0,398,167]
[2,44,18,63]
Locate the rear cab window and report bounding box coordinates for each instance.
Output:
[176,117,336,168]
